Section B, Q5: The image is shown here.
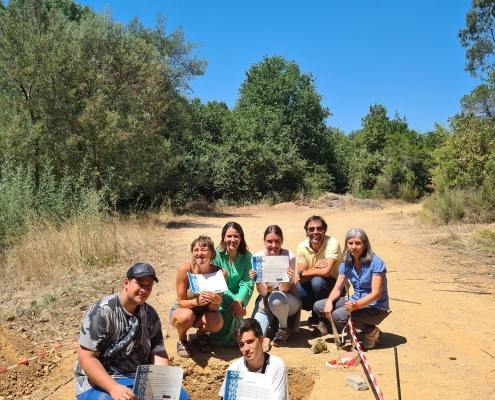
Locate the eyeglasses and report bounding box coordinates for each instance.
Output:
[307,226,324,233]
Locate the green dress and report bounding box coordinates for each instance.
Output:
[210,249,254,345]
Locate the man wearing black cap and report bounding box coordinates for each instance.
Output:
[74,263,189,400]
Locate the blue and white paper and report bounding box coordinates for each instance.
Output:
[252,256,290,283]
[224,370,270,400]
[134,365,183,400]
[187,270,228,294]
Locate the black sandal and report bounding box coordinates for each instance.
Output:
[197,333,213,353]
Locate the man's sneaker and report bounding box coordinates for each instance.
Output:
[312,319,329,337]
[272,328,289,347]
[361,326,381,349]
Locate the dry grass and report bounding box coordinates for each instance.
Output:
[431,229,461,245]
[472,227,495,254]
[2,212,172,287]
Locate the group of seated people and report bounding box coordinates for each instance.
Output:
[75,215,390,400]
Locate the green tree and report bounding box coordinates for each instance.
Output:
[234,56,339,196]
[0,0,204,206]
[348,105,433,199]
[459,1,495,122]
[359,104,392,153]
[237,56,331,162]
[433,114,494,190]
[461,82,495,119]
[459,0,495,79]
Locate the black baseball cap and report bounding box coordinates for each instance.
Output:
[126,263,159,282]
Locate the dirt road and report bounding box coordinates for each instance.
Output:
[1,202,495,399]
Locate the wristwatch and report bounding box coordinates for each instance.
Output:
[298,270,304,278]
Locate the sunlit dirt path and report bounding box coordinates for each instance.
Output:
[3,202,495,399]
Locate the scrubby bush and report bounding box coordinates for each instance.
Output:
[423,188,465,223]
[0,164,104,245]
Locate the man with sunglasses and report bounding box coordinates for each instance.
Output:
[296,216,342,334]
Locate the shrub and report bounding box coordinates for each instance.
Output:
[464,180,495,222]
[0,164,104,245]
[423,189,465,223]
[398,182,419,202]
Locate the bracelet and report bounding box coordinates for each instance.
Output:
[353,301,359,310]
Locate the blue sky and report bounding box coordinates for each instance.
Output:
[80,1,479,134]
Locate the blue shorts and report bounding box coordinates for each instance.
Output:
[77,376,190,400]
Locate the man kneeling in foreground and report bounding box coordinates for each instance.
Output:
[75,262,189,400]
[219,318,289,400]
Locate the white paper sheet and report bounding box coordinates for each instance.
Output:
[133,365,183,400]
[224,370,271,400]
[187,270,228,293]
[252,256,290,283]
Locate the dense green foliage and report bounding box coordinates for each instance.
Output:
[1,0,494,247]
[422,0,495,223]
[0,0,205,241]
[343,105,438,200]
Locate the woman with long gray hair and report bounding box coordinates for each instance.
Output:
[313,228,390,349]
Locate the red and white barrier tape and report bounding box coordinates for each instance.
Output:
[347,318,386,400]
[0,339,76,374]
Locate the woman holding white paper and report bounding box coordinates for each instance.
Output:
[250,225,301,348]
[170,235,224,357]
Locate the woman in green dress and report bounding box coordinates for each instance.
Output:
[211,221,254,345]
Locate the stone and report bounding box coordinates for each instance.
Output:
[311,338,328,354]
[346,374,368,391]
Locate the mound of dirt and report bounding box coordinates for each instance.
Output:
[173,357,316,400]
[0,326,73,399]
[295,192,383,210]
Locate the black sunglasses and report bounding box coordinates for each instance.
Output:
[307,226,324,233]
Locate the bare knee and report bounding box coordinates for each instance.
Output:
[204,311,223,333]
[172,308,195,329]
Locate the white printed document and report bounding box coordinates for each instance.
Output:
[133,365,183,400]
[187,270,228,294]
[252,255,289,283]
[224,370,271,400]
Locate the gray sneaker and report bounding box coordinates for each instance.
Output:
[362,326,381,349]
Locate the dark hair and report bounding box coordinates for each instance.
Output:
[190,235,216,259]
[342,227,375,265]
[304,215,328,232]
[236,318,263,340]
[219,221,248,254]
[263,225,284,241]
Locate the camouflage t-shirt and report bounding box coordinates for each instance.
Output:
[74,293,164,395]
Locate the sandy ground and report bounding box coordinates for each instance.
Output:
[1,201,495,399]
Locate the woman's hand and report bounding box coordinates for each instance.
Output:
[249,269,256,281]
[344,300,358,313]
[203,291,222,305]
[230,299,246,316]
[198,292,211,306]
[323,300,334,321]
